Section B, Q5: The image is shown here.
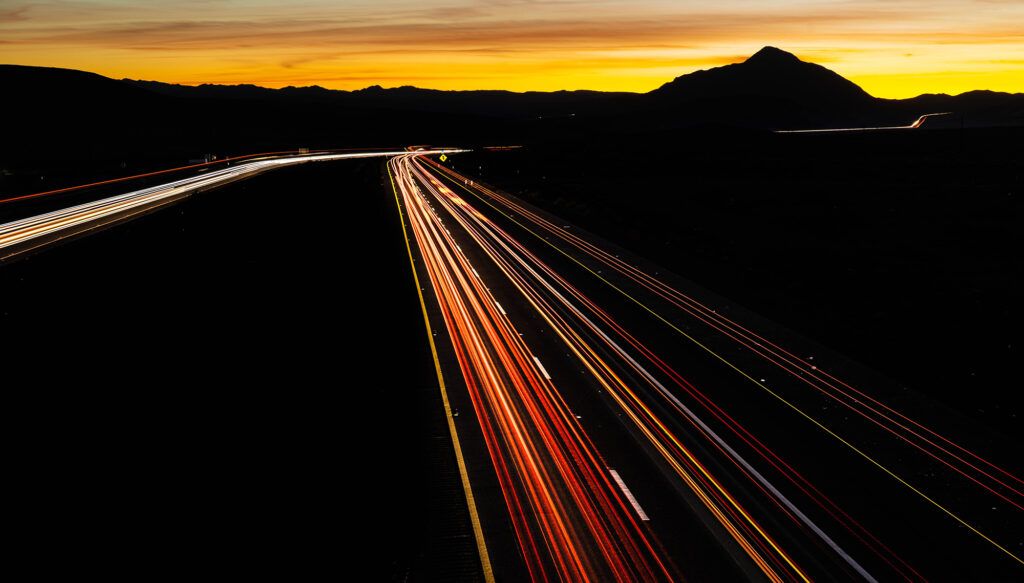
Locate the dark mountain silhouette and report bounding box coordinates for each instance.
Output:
[650,46,872,110]
[1,47,1021,173]
[120,47,1024,128]
[0,63,505,187]
[638,46,883,128]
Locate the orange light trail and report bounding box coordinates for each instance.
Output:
[397,154,832,581]
[391,154,677,581]
[424,157,1024,511]
[417,155,1024,575]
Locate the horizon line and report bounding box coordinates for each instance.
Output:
[3,59,1020,102]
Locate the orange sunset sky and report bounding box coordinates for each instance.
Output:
[1,0,1022,97]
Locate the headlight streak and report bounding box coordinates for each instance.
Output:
[420,156,1024,574]
[0,150,458,261]
[407,158,823,582]
[425,158,1023,502]
[1,149,319,205]
[410,161,885,581]
[468,190,1024,512]
[392,155,676,582]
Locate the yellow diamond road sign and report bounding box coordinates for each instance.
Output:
[439,154,448,162]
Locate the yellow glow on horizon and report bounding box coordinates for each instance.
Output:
[1,1,1022,98]
[853,72,1024,99]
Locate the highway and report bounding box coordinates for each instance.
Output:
[0,149,460,262]
[390,152,1023,581]
[2,145,1017,580]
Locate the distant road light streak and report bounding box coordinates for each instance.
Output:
[775,112,952,133]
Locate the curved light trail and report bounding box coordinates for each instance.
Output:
[774,112,953,133]
[0,149,460,262]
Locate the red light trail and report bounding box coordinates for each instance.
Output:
[392,152,1023,581]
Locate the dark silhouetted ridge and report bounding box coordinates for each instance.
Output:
[1,47,1021,168]
[2,63,160,107]
[650,46,872,110]
[640,46,884,128]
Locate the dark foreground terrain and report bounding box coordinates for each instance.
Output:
[2,161,480,580]
[3,124,1019,580]
[449,127,1021,439]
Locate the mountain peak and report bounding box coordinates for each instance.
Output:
[745,46,801,66]
[648,45,874,116]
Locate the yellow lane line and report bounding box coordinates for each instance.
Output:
[387,158,496,583]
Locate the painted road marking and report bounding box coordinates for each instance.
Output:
[609,468,650,521]
[533,356,552,380]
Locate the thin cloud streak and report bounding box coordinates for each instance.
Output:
[1,0,1022,96]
